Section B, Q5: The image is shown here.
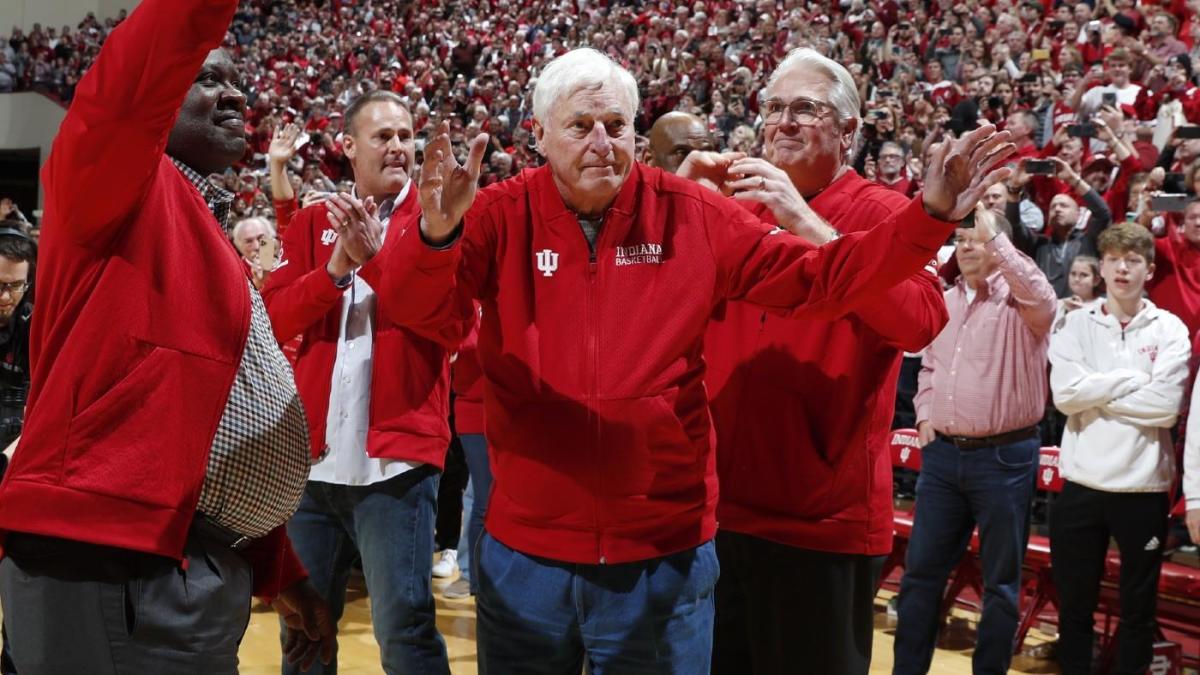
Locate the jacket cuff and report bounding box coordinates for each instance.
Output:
[901,194,958,252]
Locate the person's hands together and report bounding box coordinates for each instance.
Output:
[677,151,746,194]
[325,193,384,265]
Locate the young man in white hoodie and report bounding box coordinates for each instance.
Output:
[1048,222,1192,675]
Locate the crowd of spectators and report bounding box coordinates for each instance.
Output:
[4,0,1198,226]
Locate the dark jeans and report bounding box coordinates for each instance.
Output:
[1050,481,1169,675]
[476,532,719,674]
[282,466,449,675]
[893,436,1039,675]
[713,531,886,675]
[456,433,493,593]
[0,530,252,674]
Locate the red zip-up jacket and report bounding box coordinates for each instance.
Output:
[705,171,947,556]
[262,189,453,467]
[0,0,305,598]
[382,164,957,564]
[452,306,486,436]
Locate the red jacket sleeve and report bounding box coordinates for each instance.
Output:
[43,0,239,248]
[242,524,307,600]
[261,208,345,343]
[713,196,956,321]
[372,211,493,351]
[274,197,300,235]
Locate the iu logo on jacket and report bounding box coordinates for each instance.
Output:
[536,249,559,277]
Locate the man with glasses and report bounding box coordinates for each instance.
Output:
[897,207,1056,675]
[702,48,950,675]
[875,141,918,197]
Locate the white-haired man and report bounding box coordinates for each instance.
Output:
[698,47,947,675]
[231,216,276,289]
[383,47,1013,673]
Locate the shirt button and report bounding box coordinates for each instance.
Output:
[343,376,351,384]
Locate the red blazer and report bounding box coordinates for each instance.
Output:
[705,171,948,556]
[0,0,304,599]
[380,163,958,565]
[261,189,453,468]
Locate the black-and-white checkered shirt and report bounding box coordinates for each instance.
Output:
[174,159,311,539]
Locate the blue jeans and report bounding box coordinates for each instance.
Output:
[455,433,492,592]
[281,466,449,675]
[893,436,1039,675]
[476,532,719,674]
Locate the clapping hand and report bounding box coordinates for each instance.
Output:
[921,124,1016,222]
[325,193,384,266]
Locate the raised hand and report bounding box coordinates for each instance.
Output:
[269,123,303,167]
[921,124,1015,222]
[419,121,488,244]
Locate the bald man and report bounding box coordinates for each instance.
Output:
[647,111,715,173]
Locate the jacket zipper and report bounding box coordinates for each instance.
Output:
[580,217,605,564]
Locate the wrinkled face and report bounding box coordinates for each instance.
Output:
[344,101,416,199]
[0,256,28,325]
[166,49,248,175]
[533,82,636,216]
[1068,259,1100,299]
[1049,194,1081,228]
[762,67,855,188]
[1101,248,1153,302]
[234,220,269,260]
[954,226,999,278]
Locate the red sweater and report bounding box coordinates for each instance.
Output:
[0,0,304,599]
[381,164,959,564]
[1150,233,1200,337]
[705,171,947,555]
[261,190,453,467]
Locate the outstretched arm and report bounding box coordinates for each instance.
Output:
[44,0,240,248]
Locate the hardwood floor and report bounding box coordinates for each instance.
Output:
[237,575,1063,674]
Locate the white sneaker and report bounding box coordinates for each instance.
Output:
[432,549,458,578]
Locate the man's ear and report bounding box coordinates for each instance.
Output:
[1147,261,1156,281]
[342,133,356,162]
[532,118,546,156]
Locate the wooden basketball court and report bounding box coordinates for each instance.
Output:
[235,574,1063,674]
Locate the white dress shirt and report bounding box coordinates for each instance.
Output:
[310,180,420,486]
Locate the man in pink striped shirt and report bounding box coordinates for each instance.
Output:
[894,206,1056,675]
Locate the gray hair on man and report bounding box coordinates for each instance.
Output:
[231,216,275,241]
[531,48,641,122]
[764,47,863,154]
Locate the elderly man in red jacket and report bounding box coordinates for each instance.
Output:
[262,90,452,674]
[0,0,334,673]
[700,47,948,675]
[384,47,1012,674]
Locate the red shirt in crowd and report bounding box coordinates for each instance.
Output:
[1149,230,1200,337]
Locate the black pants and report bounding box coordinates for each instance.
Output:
[435,435,468,551]
[1050,481,1169,675]
[713,530,886,675]
[0,531,252,675]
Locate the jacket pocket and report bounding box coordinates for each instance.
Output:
[63,340,230,504]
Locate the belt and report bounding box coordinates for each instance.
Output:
[190,514,256,551]
[935,426,1039,450]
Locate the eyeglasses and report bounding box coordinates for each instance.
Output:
[762,97,836,125]
[0,281,27,296]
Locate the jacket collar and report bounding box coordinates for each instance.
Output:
[529,162,641,248]
[1086,298,1162,330]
